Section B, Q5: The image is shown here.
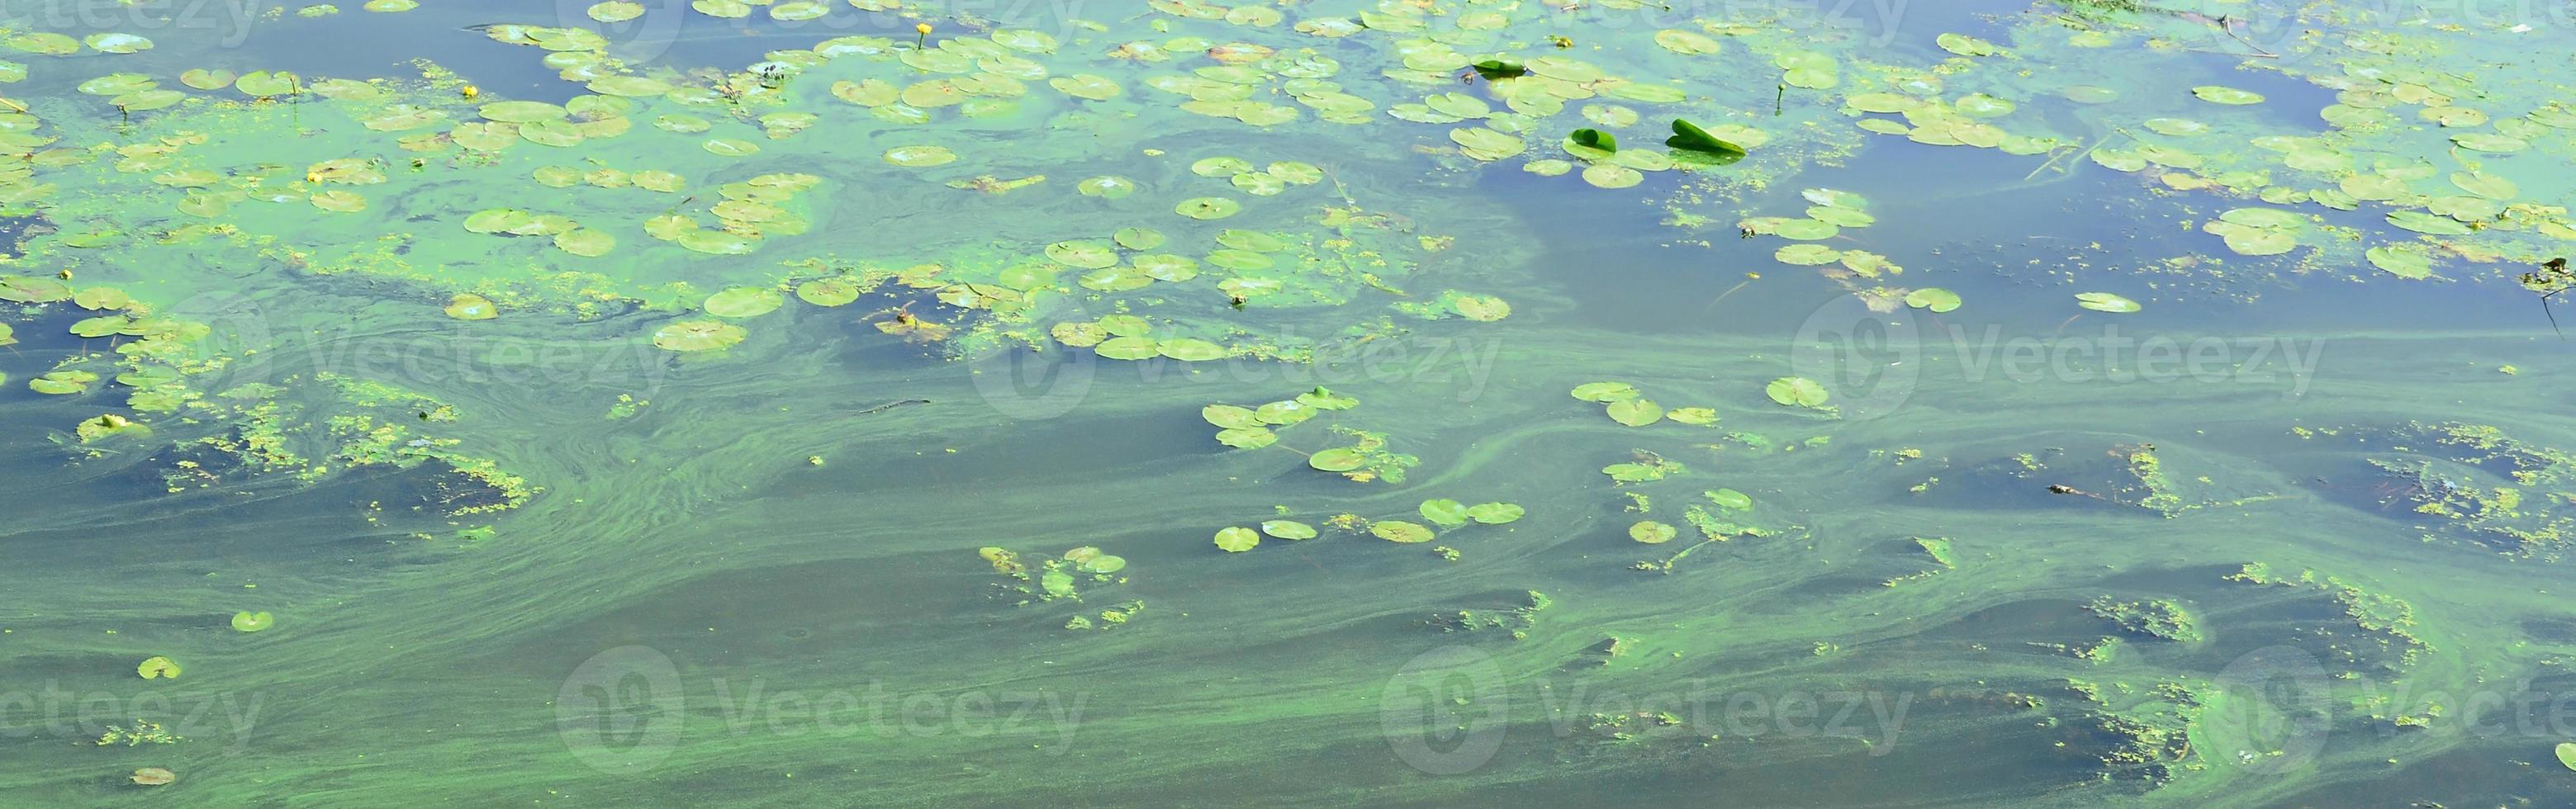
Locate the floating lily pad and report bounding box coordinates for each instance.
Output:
[1046,239,1117,269]
[2365,244,2433,279]
[1255,400,1314,426]
[1098,315,1150,337]
[2075,292,2142,313]
[2451,134,2526,153]
[137,656,182,679]
[1666,118,1746,163]
[1203,404,1262,429]
[1158,338,1227,362]
[1214,527,1260,552]
[1372,521,1435,543]
[1309,447,1366,472]
[1078,176,1138,198]
[1630,520,1677,544]
[652,319,747,352]
[1668,408,1718,425]
[2192,86,2263,105]
[1465,503,1524,524]
[1420,499,1469,528]
[2387,211,2474,235]
[1175,197,1241,220]
[0,275,73,302]
[1261,520,1317,540]
[1936,32,2000,56]
[230,611,275,632]
[444,294,499,320]
[1452,294,1510,321]
[554,229,614,257]
[1606,398,1664,427]
[1765,376,1829,407]
[1095,336,1159,360]
[885,145,956,167]
[2451,171,2518,200]
[30,371,97,395]
[1572,381,1639,402]
[1113,227,1165,250]
[1903,287,1961,313]
[181,69,237,90]
[1296,387,1358,409]
[704,287,784,318]
[796,278,861,306]
[1776,244,1842,265]
[84,33,153,54]
[703,137,760,157]
[1215,428,1277,449]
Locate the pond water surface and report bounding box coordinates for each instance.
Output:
[3,0,2576,806]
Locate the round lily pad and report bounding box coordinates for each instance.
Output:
[1419,499,1469,527]
[1077,176,1137,198]
[652,319,747,352]
[1708,489,1753,510]
[1214,428,1277,449]
[1175,197,1241,220]
[2192,86,2264,105]
[1903,287,1961,313]
[554,229,614,257]
[444,293,499,320]
[1606,398,1663,427]
[1630,520,1677,544]
[1214,527,1260,552]
[1114,227,1165,250]
[2075,292,2142,313]
[1464,503,1524,524]
[1261,520,1318,540]
[2365,244,2432,279]
[137,656,182,679]
[1203,404,1261,429]
[1308,447,1365,471]
[1765,376,1829,407]
[1372,521,1435,543]
[796,278,861,306]
[1572,381,1639,402]
[1046,239,1117,268]
[704,287,784,318]
[1157,338,1226,362]
[1095,336,1159,360]
[885,145,956,167]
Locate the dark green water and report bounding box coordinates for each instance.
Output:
[4,0,2576,806]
